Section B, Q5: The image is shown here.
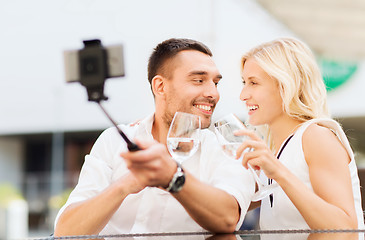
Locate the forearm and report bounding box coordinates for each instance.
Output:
[54,181,129,236]
[173,172,240,233]
[276,167,357,229]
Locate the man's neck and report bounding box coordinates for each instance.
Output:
[151,117,169,145]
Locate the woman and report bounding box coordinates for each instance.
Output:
[236,37,364,230]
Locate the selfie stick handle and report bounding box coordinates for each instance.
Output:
[97,102,140,152]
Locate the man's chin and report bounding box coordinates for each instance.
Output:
[201,118,211,129]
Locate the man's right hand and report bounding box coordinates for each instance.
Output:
[120,139,177,190]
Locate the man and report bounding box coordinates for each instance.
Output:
[54,38,254,236]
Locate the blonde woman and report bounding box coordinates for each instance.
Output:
[236,37,364,230]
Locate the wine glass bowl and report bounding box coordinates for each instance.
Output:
[214,114,250,158]
[167,112,201,164]
[214,113,277,202]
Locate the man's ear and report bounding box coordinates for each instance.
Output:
[151,75,166,97]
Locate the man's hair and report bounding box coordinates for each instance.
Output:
[148,38,213,86]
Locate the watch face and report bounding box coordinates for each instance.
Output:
[175,175,185,186]
[171,173,185,193]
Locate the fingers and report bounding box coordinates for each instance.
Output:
[120,138,160,163]
[236,139,263,160]
[120,139,176,188]
[241,150,261,170]
[234,128,262,141]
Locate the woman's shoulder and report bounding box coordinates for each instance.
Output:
[302,122,350,165]
[303,122,334,140]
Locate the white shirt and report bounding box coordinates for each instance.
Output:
[259,118,364,230]
[55,114,255,234]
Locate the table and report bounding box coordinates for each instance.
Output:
[30,229,365,240]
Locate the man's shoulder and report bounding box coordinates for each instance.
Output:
[101,114,153,138]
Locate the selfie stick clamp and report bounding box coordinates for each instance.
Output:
[78,39,139,151]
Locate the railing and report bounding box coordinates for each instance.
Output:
[23,171,79,231]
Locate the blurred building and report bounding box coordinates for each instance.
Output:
[0,0,364,233]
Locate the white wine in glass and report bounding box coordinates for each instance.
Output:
[167,112,201,164]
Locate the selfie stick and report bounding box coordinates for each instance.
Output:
[97,102,140,151]
[77,39,140,152]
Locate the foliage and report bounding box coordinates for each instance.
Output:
[48,188,73,209]
[0,183,24,207]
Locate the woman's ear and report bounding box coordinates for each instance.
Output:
[151,75,166,98]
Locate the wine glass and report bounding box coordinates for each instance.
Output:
[214,113,278,201]
[166,112,201,164]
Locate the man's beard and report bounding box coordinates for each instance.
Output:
[163,109,212,130]
[200,115,212,129]
[162,109,175,130]
[163,95,214,129]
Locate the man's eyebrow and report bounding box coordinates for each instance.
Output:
[188,71,222,79]
[188,71,208,76]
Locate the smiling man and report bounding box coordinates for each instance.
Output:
[54,38,254,236]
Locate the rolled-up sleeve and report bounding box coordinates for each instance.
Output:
[200,130,255,230]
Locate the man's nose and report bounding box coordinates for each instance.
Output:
[203,81,219,100]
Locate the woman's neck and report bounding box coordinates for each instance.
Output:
[270,117,303,154]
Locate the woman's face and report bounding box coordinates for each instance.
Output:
[240,58,285,126]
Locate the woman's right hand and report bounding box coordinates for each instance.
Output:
[235,128,282,180]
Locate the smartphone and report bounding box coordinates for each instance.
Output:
[63,44,125,83]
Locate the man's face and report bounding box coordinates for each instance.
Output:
[163,50,222,129]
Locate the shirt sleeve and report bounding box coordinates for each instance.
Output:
[54,126,125,228]
[200,130,255,230]
[212,159,255,230]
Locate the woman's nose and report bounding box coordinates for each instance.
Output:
[239,87,249,101]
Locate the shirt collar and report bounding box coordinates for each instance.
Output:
[134,113,155,141]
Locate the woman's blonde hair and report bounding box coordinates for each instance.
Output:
[241,37,330,148]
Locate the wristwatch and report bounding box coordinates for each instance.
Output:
[165,161,186,193]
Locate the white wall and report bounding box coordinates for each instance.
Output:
[0,0,363,135]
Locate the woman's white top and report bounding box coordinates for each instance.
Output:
[259,118,364,230]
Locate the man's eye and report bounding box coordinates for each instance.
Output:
[194,79,203,83]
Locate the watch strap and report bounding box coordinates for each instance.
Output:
[165,161,185,193]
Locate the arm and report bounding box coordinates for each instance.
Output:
[121,139,242,233]
[54,172,144,236]
[173,171,240,233]
[237,125,357,229]
[279,124,357,229]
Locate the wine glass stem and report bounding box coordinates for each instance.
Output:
[247,163,264,188]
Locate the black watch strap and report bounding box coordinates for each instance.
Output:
[165,161,186,193]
